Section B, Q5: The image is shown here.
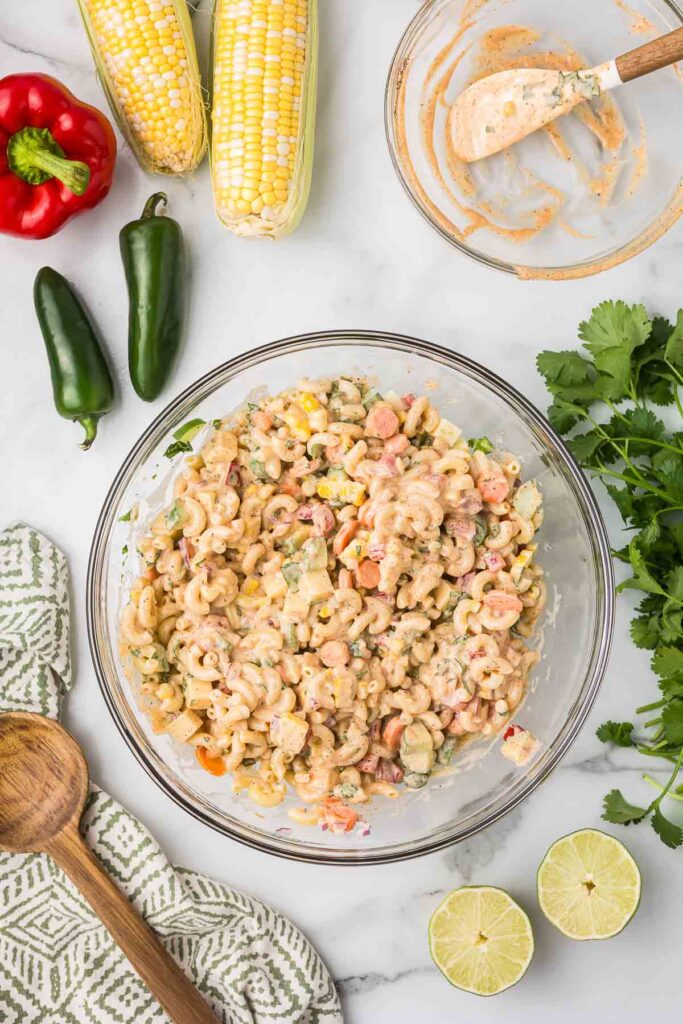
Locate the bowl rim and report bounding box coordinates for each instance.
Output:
[384,0,683,280]
[87,329,615,864]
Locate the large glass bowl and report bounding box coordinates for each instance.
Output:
[87,332,614,864]
[385,0,683,280]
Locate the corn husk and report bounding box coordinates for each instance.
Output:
[76,0,207,176]
[209,0,318,239]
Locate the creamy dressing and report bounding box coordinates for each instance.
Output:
[450,65,606,163]
[396,22,643,247]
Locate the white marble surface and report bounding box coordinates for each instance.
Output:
[2,1,682,1020]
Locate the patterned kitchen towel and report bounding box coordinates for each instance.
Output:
[0,523,343,1024]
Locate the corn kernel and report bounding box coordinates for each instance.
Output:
[210,0,315,237]
[78,0,206,174]
[299,392,320,413]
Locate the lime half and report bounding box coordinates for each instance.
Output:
[429,885,534,996]
[537,829,641,940]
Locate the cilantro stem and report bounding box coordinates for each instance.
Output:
[654,505,683,519]
[593,463,674,503]
[648,744,683,813]
[608,436,683,455]
[675,385,683,421]
[637,698,665,714]
[643,773,683,802]
[637,745,680,763]
[665,359,683,388]
[643,716,663,729]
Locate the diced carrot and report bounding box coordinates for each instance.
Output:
[332,518,359,555]
[280,477,301,497]
[196,747,227,776]
[366,404,399,439]
[382,715,406,752]
[356,558,380,589]
[321,797,358,833]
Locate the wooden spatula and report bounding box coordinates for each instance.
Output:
[0,711,220,1024]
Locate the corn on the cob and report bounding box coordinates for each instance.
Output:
[76,0,207,175]
[210,0,318,238]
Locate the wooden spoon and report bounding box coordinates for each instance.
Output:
[450,26,683,162]
[0,712,220,1024]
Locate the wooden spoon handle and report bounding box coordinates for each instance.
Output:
[616,26,683,83]
[44,824,219,1024]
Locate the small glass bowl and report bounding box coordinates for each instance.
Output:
[87,332,614,864]
[385,0,683,280]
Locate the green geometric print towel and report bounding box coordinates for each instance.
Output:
[0,524,343,1024]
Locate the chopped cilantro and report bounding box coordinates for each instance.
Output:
[468,436,494,454]
[164,500,184,530]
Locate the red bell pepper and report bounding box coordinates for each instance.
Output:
[0,73,116,239]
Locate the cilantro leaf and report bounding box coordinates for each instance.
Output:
[249,457,267,480]
[579,300,651,357]
[652,451,683,502]
[118,509,132,523]
[468,436,494,454]
[670,522,683,558]
[662,700,683,746]
[667,566,683,602]
[536,350,592,388]
[660,678,683,701]
[538,301,683,852]
[630,616,660,650]
[638,519,661,551]
[164,500,184,529]
[651,807,683,849]
[642,376,675,406]
[567,430,604,464]
[652,646,683,679]
[164,439,193,459]
[579,301,651,397]
[596,721,634,747]
[620,406,665,441]
[547,397,585,434]
[617,539,668,597]
[602,789,647,825]
[604,484,635,523]
[664,310,683,371]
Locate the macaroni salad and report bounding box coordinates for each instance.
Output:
[121,377,546,833]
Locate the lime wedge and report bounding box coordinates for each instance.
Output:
[537,829,641,940]
[429,885,534,996]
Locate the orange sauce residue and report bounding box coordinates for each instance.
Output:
[613,0,658,36]
[403,22,634,246]
[393,1,683,280]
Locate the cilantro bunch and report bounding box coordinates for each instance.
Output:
[537,301,683,849]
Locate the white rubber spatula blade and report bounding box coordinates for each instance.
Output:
[450,26,683,163]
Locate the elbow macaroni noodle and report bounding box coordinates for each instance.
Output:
[121,377,546,833]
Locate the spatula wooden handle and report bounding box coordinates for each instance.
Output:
[44,824,219,1024]
[616,26,683,83]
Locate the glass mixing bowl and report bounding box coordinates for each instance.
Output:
[87,332,614,864]
[385,0,683,280]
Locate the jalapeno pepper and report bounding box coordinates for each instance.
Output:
[34,267,114,450]
[120,193,186,402]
